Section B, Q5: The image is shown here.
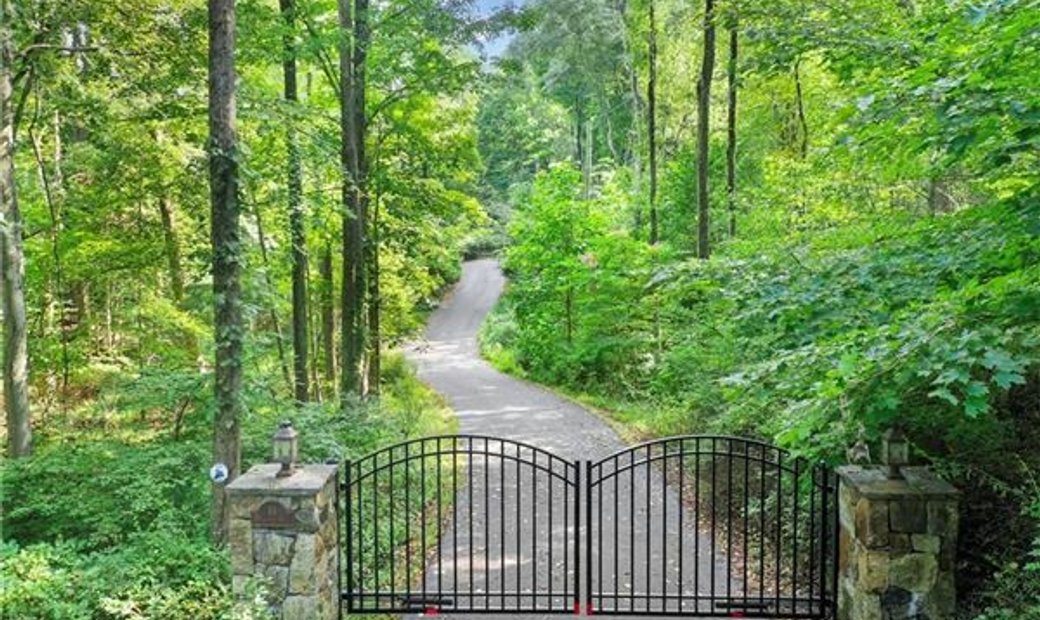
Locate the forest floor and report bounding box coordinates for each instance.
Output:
[406,259,733,619]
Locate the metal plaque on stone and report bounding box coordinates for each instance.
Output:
[251,501,295,529]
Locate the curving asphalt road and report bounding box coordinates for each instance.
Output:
[405,259,733,618]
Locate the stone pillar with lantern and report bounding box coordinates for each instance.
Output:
[837,427,960,620]
[226,422,339,620]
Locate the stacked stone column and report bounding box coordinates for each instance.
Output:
[837,465,959,620]
[227,463,339,620]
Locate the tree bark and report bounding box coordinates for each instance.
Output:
[583,120,592,200]
[320,244,336,396]
[281,0,309,404]
[208,0,242,545]
[647,0,658,245]
[366,188,380,395]
[1,9,32,457]
[696,0,716,259]
[158,194,186,303]
[339,0,368,402]
[574,99,583,166]
[306,262,323,400]
[725,8,738,238]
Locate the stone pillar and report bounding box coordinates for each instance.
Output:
[227,463,339,620]
[837,465,959,620]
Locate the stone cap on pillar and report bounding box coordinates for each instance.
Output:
[838,465,959,500]
[227,463,339,497]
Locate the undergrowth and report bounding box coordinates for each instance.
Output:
[0,352,453,620]
[481,172,1040,619]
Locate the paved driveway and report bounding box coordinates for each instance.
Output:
[405,259,731,619]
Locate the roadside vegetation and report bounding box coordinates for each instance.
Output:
[3,0,480,616]
[3,0,1038,617]
[477,1,1040,618]
[1,354,455,618]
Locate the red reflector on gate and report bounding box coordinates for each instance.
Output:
[729,613,745,618]
[574,602,581,615]
[423,608,439,616]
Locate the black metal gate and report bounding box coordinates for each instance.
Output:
[343,435,580,614]
[585,436,838,617]
[342,434,837,617]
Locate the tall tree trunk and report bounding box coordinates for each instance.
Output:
[583,120,592,199]
[306,262,323,400]
[793,58,808,159]
[696,0,716,259]
[355,0,370,396]
[104,280,114,352]
[1,10,31,457]
[647,0,658,245]
[339,0,369,402]
[158,194,186,303]
[320,245,336,397]
[725,7,738,238]
[366,189,380,395]
[281,0,309,404]
[208,0,242,545]
[574,100,583,166]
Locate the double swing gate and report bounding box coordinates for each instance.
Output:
[343,435,838,618]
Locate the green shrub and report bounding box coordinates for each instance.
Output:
[0,533,256,620]
[1,351,453,619]
[2,441,211,551]
[494,184,1040,609]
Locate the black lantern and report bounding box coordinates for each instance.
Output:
[881,426,909,480]
[273,421,298,478]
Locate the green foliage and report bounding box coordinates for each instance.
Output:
[493,189,1040,616]
[481,11,1040,615]
[1,352,453,619]
[503,166,651,387]
[3,441,210,551]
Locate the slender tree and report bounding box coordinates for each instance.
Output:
[281,0,309,403]
[320,245,336,396]
[646,0,658,244]
[1,3,31,458]
[725,3,738,238]
[208,0,242,543]
[158,194,186,304]
[696,0,716,258]
[366,188,380,394]
[339,0,369,401]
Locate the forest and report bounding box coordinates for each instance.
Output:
[2,0,1038,618]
